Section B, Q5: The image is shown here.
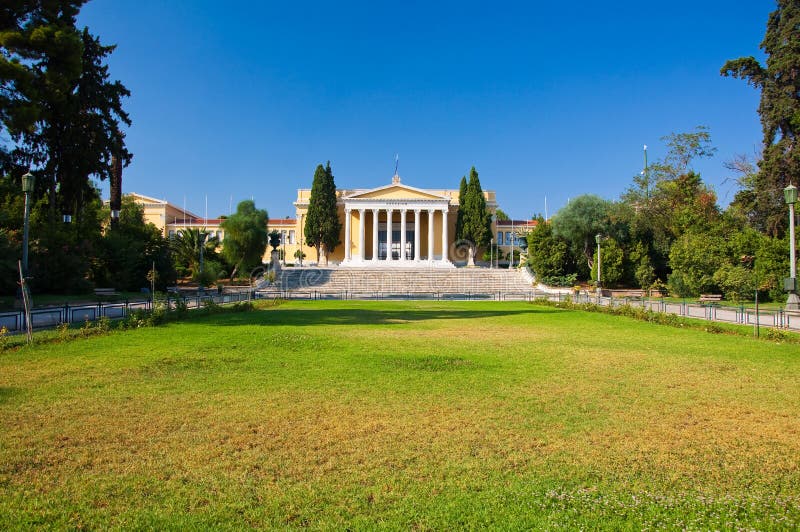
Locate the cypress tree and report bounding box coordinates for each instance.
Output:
[461,167,492,265]
[304,161,341,264]
[455,175,468,241]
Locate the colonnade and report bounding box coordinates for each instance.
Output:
[343,207,449,263]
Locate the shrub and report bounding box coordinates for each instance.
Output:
[539,273,578,287]
[56,322,70,341]
[713,264,755,302]
[172,294,188,317]
[764,328,789,342]
[96,316,111,333]
[0,326,8,350]
[668,232,726,296]
[201,299,221,313]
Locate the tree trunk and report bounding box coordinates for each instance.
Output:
[319,244,328,266]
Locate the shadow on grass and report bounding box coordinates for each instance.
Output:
[205,306,559,327]
[0,387,18,404]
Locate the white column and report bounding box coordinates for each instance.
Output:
[358,209,365,262]
[344,208,352,261]
[427,209,435,261]
[414,209,421,261]
[400,209,407,261]
[441,208,448,263]
[386,208,394,261]
[372,209,379,262]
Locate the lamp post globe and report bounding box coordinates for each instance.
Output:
[22,171,35,194]
[784,183,799,311]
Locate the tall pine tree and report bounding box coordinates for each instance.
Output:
[460,167,492,266]
[304,161,341,265]
[721,0,800,236]
[0,2,130,221]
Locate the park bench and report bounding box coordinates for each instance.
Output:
[93,288,119,297]
[699,294,722,303]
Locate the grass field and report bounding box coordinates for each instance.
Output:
[1,300,798,529]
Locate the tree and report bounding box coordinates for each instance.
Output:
[221,200,268,280]
[304,162,341,265]
[170,227,220,278]
[721,0,800,236]
[620,129,721,280]
[1,4,130,221]
[551,194,611,273]
[590,238,624,287]
[455,175,467,241]
[526,217,574,282]
[457,167,492,265]
[667,232,727,297]
[627,241,655,289]
[94,196,175,291]
[494,208,510,221]
[650,127,717,183]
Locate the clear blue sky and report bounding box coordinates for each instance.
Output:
[78,0,771,220]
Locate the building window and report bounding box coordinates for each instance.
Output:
[168,230,175,238]
[505,232,512,245]
[289,230,296,244]
[280,230,286,244]
[497,231,502,243]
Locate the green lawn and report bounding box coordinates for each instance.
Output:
[1,300,798,529]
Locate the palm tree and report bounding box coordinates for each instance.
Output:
[170,228,219,277]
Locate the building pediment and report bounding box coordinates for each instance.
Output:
[344,183,449,201]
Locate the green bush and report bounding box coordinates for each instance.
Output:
[590,238,624,287]
[667,232,726,297]
[539,273,578,287]
[713,264,755,302]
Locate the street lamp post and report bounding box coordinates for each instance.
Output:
[21,171,35,276]
[490,219,494,269]
[596,233,603,296]
[785,183,799,311]
[198,231,208,292]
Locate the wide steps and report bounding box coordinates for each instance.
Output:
[267,268,533,294]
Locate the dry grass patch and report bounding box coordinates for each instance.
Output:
[1,300,798,528]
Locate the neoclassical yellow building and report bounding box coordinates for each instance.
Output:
[129,174,510,267]
[291,175,497,267]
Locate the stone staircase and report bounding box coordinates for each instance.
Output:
[259,267,534,295]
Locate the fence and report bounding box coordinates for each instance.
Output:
[3,288,796,334]
[0,290,253,334]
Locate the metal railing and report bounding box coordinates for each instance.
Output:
[0,290,253,334]
[3,287,795,334]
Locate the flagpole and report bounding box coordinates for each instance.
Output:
[545,196,548,222]
[643,144,649,199]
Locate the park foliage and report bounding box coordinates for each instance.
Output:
[525,1,799,301]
